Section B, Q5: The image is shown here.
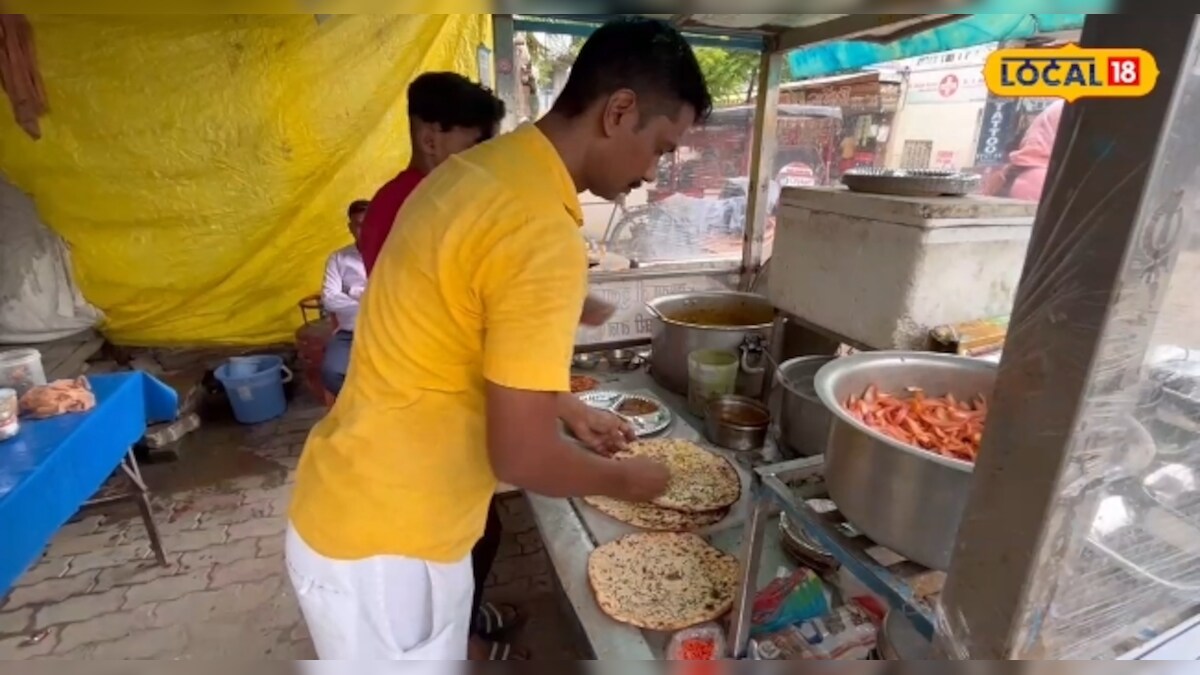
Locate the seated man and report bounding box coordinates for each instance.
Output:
[318,200,369,396]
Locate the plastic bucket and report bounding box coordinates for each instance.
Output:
[0,348,47,398]
[226,356,261,379]
[214,355,293,425]
[687,349,739,418]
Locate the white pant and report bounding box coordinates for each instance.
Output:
[285,524,474,660]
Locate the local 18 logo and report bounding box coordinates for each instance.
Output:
[984,43,1159,102]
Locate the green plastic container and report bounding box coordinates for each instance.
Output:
[687,349,739,418]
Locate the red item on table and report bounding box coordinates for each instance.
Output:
[680,638,716,660]
[0,14,48,139]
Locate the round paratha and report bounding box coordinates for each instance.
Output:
[616,439,741,513]
[584,496,728,532]
[588,532,739,631]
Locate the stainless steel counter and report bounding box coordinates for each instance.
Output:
[526,367,789,659]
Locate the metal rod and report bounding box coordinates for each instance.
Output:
[80,449,169,568]
[492,14,520,134]
[739,50,782,291]
[729,482,771,658]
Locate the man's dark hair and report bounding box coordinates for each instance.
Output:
[553,18,712,124]
[348,200,370,218]
[407,72,506,139]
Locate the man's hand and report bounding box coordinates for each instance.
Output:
[487,382,666,501]
[580,294,616,327]
[612,456,671,503]
[564,405,635,457]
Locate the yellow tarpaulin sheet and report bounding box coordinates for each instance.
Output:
[0,14,491,345]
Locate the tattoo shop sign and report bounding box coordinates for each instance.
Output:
[575,275,735,346]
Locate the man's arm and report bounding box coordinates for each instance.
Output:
[580,294,615,327]
[487,383,661,500]
[320,254,359,313]
[481,219,666,501]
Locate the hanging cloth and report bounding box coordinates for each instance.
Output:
[0,14,48,139]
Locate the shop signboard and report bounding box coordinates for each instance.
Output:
[975,97,1019,166]
[904,66,989,106]
[975,96,1058,167]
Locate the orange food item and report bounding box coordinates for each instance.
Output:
[679,638,716,660]
[570,375,599,393]
[19,377,96,419]
[844,385,987,462]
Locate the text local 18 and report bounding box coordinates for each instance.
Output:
[999,57,1106,88]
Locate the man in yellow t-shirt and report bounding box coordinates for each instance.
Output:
[286,18,713,660]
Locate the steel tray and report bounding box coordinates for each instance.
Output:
[841,168,981,197]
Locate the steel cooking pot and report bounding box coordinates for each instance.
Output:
[815,351,995,571]
[644,291,775,396]
[776,355,837,457]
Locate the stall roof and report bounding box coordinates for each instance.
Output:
[707,104,843,126]
[514,14,965,52]
[786,13,1090,79]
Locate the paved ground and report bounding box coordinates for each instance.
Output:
[0,395,589,660]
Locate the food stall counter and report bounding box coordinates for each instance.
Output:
[526,366,792,659]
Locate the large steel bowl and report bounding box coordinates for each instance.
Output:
[644,291,775,396]
[815,351,997,571]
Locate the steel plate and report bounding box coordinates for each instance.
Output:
[577,391,672,437]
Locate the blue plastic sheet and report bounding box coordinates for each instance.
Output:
[786,13,1094,80]
[0,372,177,594]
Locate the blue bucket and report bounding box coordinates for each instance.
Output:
[214,355,292,425]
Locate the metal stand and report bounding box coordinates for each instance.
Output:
[728,456,943,659]
[82,448,168,567]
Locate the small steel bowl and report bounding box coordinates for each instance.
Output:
[607,349,638,370]
[572,352,602,371]
[704,395,770,452]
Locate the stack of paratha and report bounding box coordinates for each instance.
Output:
[583,439,741,532]
[588,532,740,631]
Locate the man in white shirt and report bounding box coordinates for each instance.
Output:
[319,200,369,395]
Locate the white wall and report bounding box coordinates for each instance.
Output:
[885,63,990,171]
[886,101,983,171]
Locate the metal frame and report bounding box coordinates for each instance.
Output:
[82,448,168,567]
[940,14,1200,659]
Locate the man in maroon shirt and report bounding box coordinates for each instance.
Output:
[359,73,506,273]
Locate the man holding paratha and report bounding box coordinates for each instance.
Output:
[286,17,713,660]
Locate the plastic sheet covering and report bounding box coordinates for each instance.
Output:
[0,15,490,345]
[934,16,1200,659]
[0,173,101,343]
[786,14,1093,81]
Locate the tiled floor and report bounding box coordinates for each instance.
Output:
[0,394,589,659]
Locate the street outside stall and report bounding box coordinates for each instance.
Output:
[498,10,1200,661]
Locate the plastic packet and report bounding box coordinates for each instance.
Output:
[754,605,879,660]
[836,566,888,623]
[750,566,831,636]
[666,623,726,660]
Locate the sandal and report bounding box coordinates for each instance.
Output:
[473,601,523,639]
[488,641,529,661]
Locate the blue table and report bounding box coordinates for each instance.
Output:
[0,372,178,595]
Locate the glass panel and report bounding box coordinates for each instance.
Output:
[516,35,1074,275]
[519,33,788,271]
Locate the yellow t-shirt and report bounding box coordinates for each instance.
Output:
[289,125,588,562]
